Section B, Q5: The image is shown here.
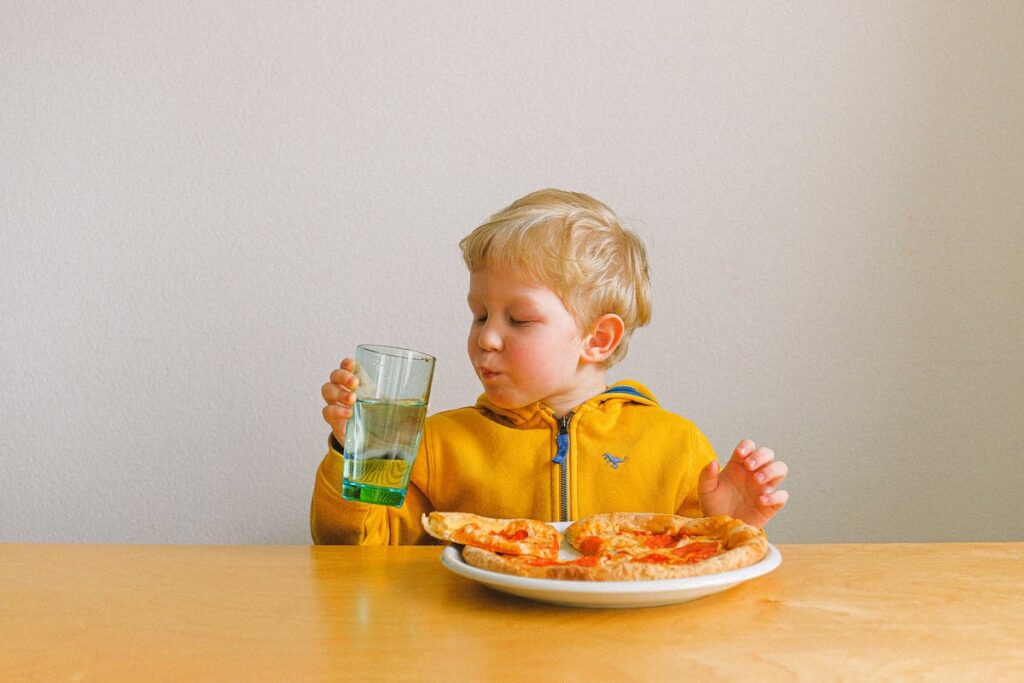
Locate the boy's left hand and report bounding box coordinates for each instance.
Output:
[698,439,788,528]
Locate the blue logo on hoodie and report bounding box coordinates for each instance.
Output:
[603,453,626,470]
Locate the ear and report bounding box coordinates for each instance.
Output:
[580,314,625,365]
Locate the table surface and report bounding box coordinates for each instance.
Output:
[3,542,1022,680]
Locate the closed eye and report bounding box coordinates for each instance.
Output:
[471,313,534,326]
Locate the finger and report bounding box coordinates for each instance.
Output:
[752,461,788,488]
[329,368,359,390]
[322,405,349,443]
[340,357,355,371]
[733,440,757,456]
[322,383,358,406]
[697,460,721,495]
[323,403,354,424]
[758,489,789,510]
[744,446,775,472]
[732,439,756,463]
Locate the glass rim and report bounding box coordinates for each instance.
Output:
[356,344,435,363]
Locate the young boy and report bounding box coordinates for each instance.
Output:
[312,189,788,544]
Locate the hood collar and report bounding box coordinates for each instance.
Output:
[473,380,658,427]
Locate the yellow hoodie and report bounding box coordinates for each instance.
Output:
[310,381,717,545]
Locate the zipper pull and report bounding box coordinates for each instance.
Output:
[552,413,571,465]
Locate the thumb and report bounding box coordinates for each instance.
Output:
[698,460,720,496]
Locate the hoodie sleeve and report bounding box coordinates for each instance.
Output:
[309,433,435,545]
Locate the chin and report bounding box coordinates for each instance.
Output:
[481,387,529,410]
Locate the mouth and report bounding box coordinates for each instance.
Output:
[478,368,501,380]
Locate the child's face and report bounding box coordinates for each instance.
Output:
[466,266,591,412]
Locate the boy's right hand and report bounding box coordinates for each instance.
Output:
[321,358,360,446]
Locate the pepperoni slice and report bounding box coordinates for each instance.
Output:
[577,536,603,556]
[670,541,719,563]
[633,553,671,564]
[643,534,676,549]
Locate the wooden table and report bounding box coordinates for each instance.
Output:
[2,543,1022,680]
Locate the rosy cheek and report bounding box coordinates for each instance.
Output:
[507,343,552,377]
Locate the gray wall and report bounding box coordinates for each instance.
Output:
[2,3,1021,544]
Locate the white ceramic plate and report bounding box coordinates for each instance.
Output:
[440,522,782,608]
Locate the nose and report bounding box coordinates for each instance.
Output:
[477,320,503,351]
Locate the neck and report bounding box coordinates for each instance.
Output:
[545,372,608,417]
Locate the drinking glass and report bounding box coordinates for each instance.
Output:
[341,344,435,507]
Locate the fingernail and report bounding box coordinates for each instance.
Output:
[755,473,765,483]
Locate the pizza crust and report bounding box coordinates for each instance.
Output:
[422,512,493,541]
[461,545,602,581]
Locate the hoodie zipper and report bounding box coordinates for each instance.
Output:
[551,412,573,522]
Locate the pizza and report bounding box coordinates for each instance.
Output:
[426,511,768,581]
[421,511,562,560]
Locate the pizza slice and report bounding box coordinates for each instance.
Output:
[421,511,562,560]
[565,512,767,577]
[568,512,729,560]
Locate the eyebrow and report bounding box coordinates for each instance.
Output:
[466,294,540,308]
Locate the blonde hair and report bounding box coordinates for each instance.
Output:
[460,188,652,366]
